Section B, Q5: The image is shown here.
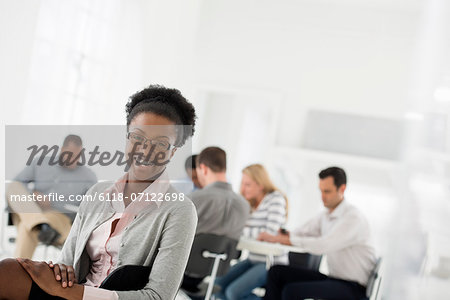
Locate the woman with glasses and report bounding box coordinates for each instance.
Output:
[0,85,198,300]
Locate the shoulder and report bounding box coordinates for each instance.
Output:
[188,184,216,197]
[230,193,250,216]
[187,185,218,206]
[29,156,51,168]
[188,187,205,199]
[164,186,197,214]
[235,193,249,206]
[264,191,286,205]
[39,156,60,168]
[158,186,198,228]
[77,181,114,211]
[342,202,368,224]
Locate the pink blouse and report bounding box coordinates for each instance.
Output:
[82,172,168,300]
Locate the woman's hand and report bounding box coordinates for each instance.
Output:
[16,259,65,296]
[257,231,277,242]
[48,261,77,288]
[257,231,292,245]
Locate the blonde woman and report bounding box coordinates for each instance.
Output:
[215,164,288,300]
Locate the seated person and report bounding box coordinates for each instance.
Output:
[175,154,202,195]
[189,147,250,240]
[6,134,97,259]
[259,167,377,300]
[215,164,288,300]
[0,84,198,300]
[185,154,202,190]
[182,147,250,292]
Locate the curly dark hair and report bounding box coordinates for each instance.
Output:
[125,84,196,147]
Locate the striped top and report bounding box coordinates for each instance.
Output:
[242,191,287,262]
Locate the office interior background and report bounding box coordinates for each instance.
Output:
[1,0,450,299]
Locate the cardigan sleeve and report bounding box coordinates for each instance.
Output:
[115,201,198,300]
[55,201,84,266]
[55,182,101,268]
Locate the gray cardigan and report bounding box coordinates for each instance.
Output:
[56,182,198,300]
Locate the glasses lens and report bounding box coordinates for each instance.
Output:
[152,140,170,151]
[128,132,145,144]
[128,133,170,151]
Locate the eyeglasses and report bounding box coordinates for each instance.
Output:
[126,132,175,152]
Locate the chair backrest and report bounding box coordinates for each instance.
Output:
[184,233,238,278]
[366,257,382,298]
[99,265,151,291]
[288,252,322,271]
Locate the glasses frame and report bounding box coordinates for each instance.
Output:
[126,131,176,151]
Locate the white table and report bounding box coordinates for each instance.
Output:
[237,237,306,268]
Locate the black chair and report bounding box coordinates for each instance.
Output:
[183,233,239,300]
[362,257,382,300]
[288,252,322,271]
[99,265,151,291]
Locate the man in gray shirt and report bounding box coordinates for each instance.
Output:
[189,146,250,240]
[6,135,97,258]
[182,147,250,293]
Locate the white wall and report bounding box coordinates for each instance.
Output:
[0,0,42,229]
[0,0,41,124]
[188,0,423,148]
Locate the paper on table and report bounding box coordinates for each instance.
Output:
[237,237,305,256]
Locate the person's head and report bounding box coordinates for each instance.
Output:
[185,154,201,188]
[125,84,196,182]
[240,164,288,212]
[60,134,83,169]
[318,166,347,212]
[196,147,226,187]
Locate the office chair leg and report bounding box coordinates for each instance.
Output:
[373,277,382,300]
[205,256,222,300]
[202,251,227,300]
